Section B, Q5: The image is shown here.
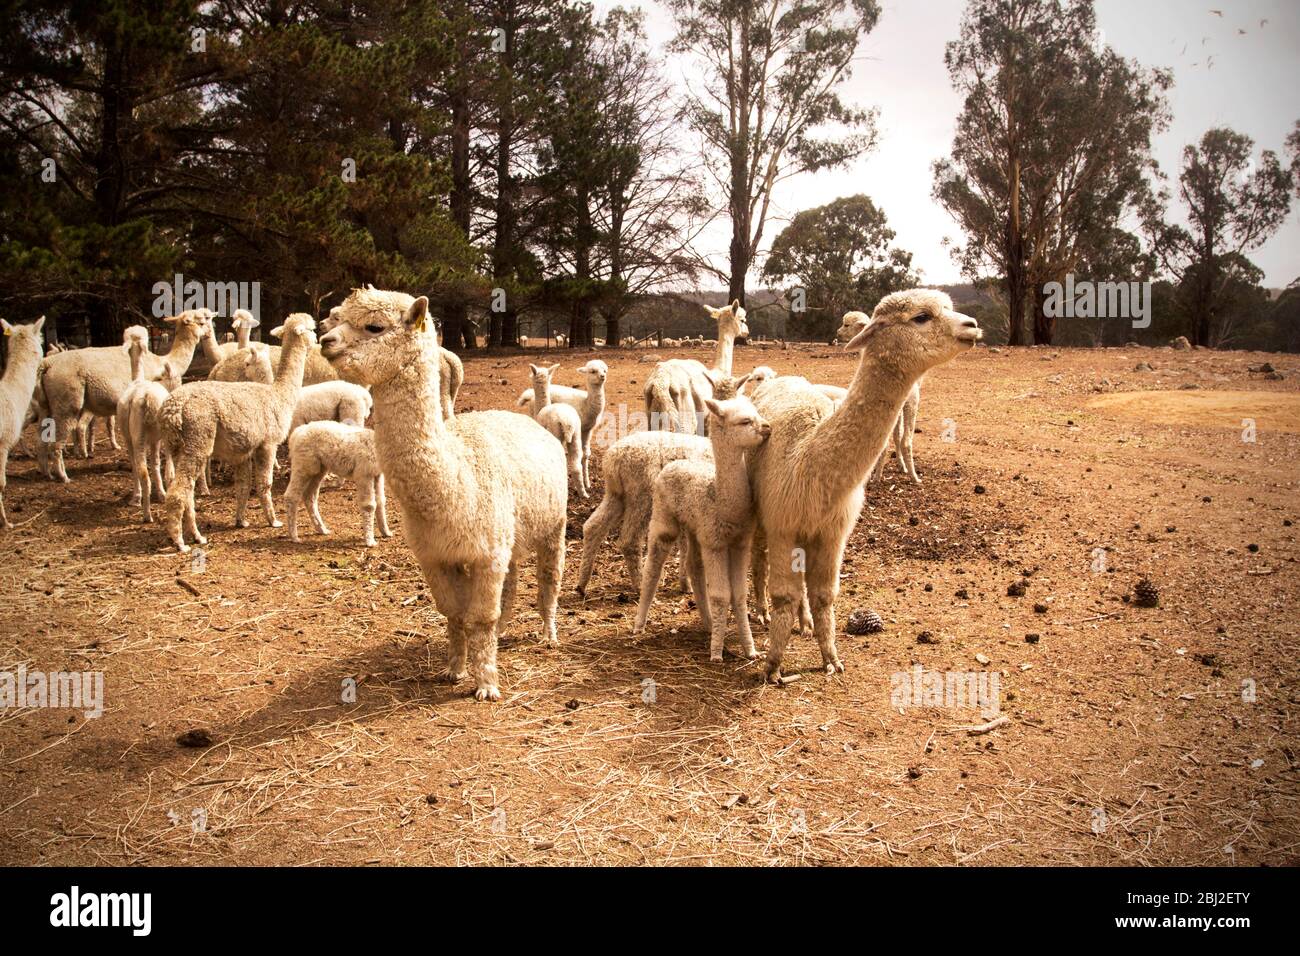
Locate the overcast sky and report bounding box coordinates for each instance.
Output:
[595,0,1300,289]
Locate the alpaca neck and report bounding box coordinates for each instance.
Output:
[800,348,916,503]
[199,328,223,365]
[236,323,252,350]
[1,339,41,404]
[370,334,461,475]
[532,378,551,414]
[712,437,752,526]
[167,324,204,372]
[271,332,311,401]
[128,342,145,382]
[712,329,736,376]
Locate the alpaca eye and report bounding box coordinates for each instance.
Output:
[912,313,931,324]
[365,324,384,334]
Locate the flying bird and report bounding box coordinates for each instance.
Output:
[1209,9,1222,16]
[1260,19,1269,28]
[1238,28,1247,35]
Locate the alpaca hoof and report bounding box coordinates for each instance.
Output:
[175,542,190,554]
[364,539,376,548]
[575,584,586,598]
[473,684,501,702]
[434,669,466,684]
[709,653,724,663]
[269,520,282,529]
[2,521,13,531]
[236,518,250,529]
[763,663,783,683]
[824,659,845,675]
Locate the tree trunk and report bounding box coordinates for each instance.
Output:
[90,36,128,346]
[1032,282,1054,345]
[490,21,517,348]
[727,12,752,308]
[444,36,476,352]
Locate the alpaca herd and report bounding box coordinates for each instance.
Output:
[0,286,980,699]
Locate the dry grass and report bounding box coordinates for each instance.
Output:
[1,342,1298,866]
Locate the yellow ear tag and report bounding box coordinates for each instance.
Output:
[421,317,434,336]
[2,327,10,337]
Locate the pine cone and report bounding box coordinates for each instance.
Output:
[1133,578,1160,608]
[846,609,884,635]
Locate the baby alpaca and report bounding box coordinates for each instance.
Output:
[516,360,606,486]
[524,364,587,497]
[319,288,567,702]
[633,396,771,661]
[290,380,373,434]
[159,314,317,551]
[1,317,45,528]
[576,430,712,597]
[115,326,181,522]
[285,421,391,547]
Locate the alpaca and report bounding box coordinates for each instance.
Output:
[319,288,567,702]
[115,327,182,522]
[200,309,260,367]
[575,429,712,597]
[285,421,391,547]
[519,335,529,348]
[515,360,606,486]
[1,317,45,529]
[290,381,373,434]
[837,310,922,483]
[36,309,212,482]
[644,301,748,434]
[523,364,587,497]
[555,333,567,348]
[159,314,317,551]
[750,289,980,680]
[633,396,770,661]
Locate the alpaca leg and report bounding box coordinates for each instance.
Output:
[902,402,920,483]
[195,459,210,496]
[688,538,711,632]
[617,497,652,595]
[164,467,202,551]
[576,490,621,597]
[676,533,693,593]
[761,533,802,681]
[427,565,468,684]
[535,528,565,645]
[107,414,120,451]
[134,450,152,523]
[53,416,75,482]
[805,541,845,676]
[150,445,167,500]
[77,411,92,458]
[633,526,675,634]
[729,540,758,659]
[375,474,392,537]
[751,527,770,624]
[284,468,310,541]
[497,561,519,636]
[254,447,280,528]
[233,461,252,528]
[892,411,907,477]
[700,547,733,662]
[306,471,329,535]
[0,448,10,529]
[463,564,505,701]
[183,474,206,547]
[357,476,377,547]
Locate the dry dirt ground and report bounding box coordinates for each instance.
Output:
[1,342,1297,866]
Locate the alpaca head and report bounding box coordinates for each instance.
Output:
[844,289,981,376]
[269,313,318,354]
[703,369,753,400]
[232,309,259,333]
[836,311,870,344]
[154,359,183,390]
[576,359,608,390]
[746,365,777,390]
[318,287,432,388]
[321,305,343,334]
[704,299,749,340]
[122,325,150,353]
[171,308,214,341]
[529,362,559,394]
[242,343,275,384]
[2,316,45,363]
[703,394,771,452]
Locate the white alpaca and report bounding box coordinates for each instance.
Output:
[575,429,712,597]
[750,290,980,680]
[319,288,567,701]
[643,301,748,433]
[522,364,587,498]
[1,317,45,529]
[290,381,373,434]
[519,335,529,348]
[836,310,922,483]
[515,360,606,487]
[555,333,567,347]
[285,421,391,547]
[35,309,212,482]
[633,396,770,661]
[115,327,182,522]
[200,309,260,367]
[159,314,317,551]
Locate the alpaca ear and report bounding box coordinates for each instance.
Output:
[701,369,718,387]
[702,303,718,317]
[547,363,560,377]
[703,397,723,419]
[844,321,882,352]
[1,319,11,336]
[528,363,541,376]
[729,299,740,312]
[735,372,752,392]
[270,325,284,339]
[403,296,429,330]
[33,316,46,335]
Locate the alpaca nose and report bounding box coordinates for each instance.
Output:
[759,423,771,439]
